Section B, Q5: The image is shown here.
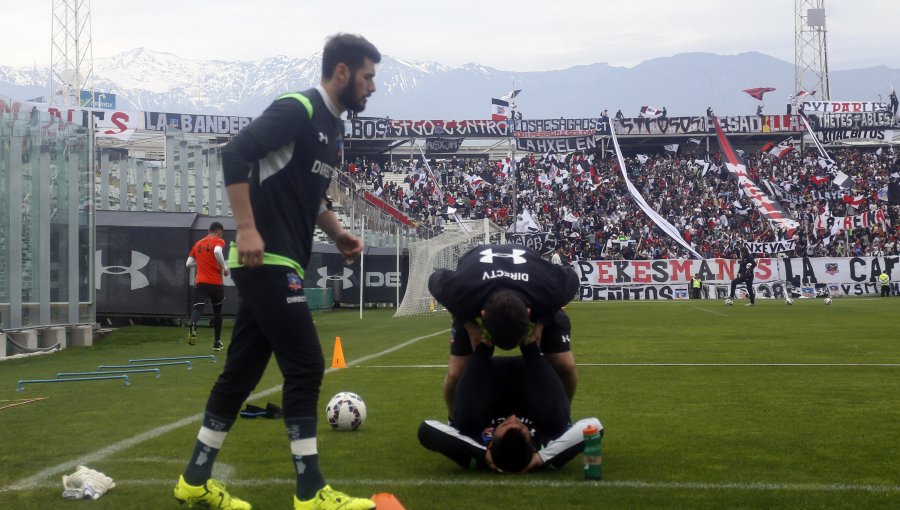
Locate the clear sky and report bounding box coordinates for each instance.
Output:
[3,0,898,70]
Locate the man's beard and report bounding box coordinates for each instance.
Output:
[339,72,367,113]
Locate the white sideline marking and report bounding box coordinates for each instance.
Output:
[367,363,900,368]
[0,329,450,494]
[14,477,900,494]
[577,363,900,367]
[690,305,728,317]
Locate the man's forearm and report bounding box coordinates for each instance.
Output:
[316,208,344,239]
[227,183,256,231]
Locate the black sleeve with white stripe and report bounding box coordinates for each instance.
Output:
[538,417,602,470]
[222,98,308,186]
[418,417,603,471]
[417,419,488,470]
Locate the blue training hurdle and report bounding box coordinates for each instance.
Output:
[98,361,193,371]
[57,368,162,379]
[17,375,129,391]
[128,355,216,363]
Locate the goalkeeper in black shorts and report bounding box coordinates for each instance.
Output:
[428,243,580,417]
[729,246,757,306]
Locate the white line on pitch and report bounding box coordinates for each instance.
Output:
[690,305,728,317]
[368,364,448,368]
[366,363,900,368]
[577,363,900,367]
[0,329,450,494]
[15,477,900,494]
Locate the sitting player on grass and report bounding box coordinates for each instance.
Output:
[417,330,602,473]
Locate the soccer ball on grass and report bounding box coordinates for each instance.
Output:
[785,297,794,305]
[824,297,832,305]
[325,392,367,431]
[724,299,733,306]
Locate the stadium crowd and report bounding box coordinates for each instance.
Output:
[344,144,900,261]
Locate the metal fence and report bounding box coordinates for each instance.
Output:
[96,132,230,215]
[0,99,95,330]
[94,135,422,249]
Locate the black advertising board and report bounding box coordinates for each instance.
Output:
[95,212,409,318]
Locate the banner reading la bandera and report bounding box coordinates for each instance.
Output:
[572,256,900,300]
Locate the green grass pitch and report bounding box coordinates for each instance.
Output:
[2,297,900,509]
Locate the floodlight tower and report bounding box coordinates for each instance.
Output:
[794,0,831,100]
[50,0,94,107]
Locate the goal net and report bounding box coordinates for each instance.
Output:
[394,218,505,317]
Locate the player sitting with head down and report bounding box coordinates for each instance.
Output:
[427,243,580,418]
[417,328,602,473]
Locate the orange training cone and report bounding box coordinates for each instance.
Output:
[331,336,347,369]
[370,493,406,510]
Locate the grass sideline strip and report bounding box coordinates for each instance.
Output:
[0,328,450,493]
[12,477,900,494]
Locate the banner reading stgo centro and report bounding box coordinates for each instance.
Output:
[572,256,900,300]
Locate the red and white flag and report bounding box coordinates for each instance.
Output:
[810,175,831,186]
[842,195,866,208]
[796,90,816,98]
[639,106,663,118]
[711,117,800,238]
[491,98,509,121]
[464,173,484,190]
[768,144,793,159]
[742,87,776,101]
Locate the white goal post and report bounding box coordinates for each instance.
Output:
[394,218,505,317]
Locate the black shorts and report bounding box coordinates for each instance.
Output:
[450,310,572,356]
[193,283,225,307]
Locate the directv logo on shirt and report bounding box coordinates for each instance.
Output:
[482,269,530,281]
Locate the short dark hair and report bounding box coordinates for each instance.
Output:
[209,222,224,233]
[322,33,381,80]
[491,426,533,473]
[482,290,530,351]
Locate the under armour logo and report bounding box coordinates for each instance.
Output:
[317,267,353,289]
[95,250,150,290]
[561,334,571,344]
[479,248,527,265]
[318,132,328,144]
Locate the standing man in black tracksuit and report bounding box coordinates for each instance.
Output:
[428,243,580,417]
[728,246,757,306]
[174,34,380,510]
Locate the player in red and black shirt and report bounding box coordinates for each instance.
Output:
[186,222,228,350]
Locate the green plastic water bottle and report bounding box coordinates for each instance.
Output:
[583,424,602,480]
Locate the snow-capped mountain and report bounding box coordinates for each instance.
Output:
[1,48,898,118]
